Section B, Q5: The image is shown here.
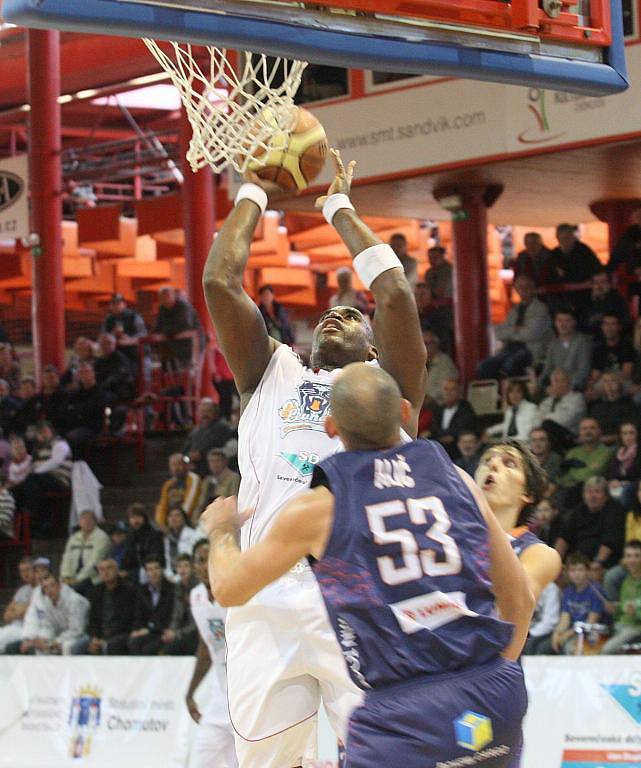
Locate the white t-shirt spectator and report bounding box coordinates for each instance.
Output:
[9,455,32,486]
[21,583,89,655]
[529,583,561,638]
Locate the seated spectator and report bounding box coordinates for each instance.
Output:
[60,509,111,594]
[587,315,636,397]
[163,508,200,580]
[522,582,560,655]
[0,478,16,539]
[428,379,477,459]
[153,287,205,373]
[390,232,417,288]
[414,285,452,351]
[39,365,68,434]
[542,553,604,655]
[548,224,602,315]
[0,557,35,652]
[7,435,31,486]
[329,268,369,315]
[257,284,296,345]
[155,453,201,530]
[581,270,630,337]
[486,380,539,442]
[12,572,89,655]
[11,377,40,436]
[128,555,175,655]
[181,398,232,476]
[424,246,453,301]
[11,421,72,539]
[94,332,135,401]
[600,540,641,654]
[558,418,613,502]
[529,428,562,493]
[64,363,109,452]
[109,520,129,570]
[159,553,199,656]
[423,331,458,406]
[0,378,20,435]
[477,275,553,379]
[61,337,96,390]
[71,558,137,655]
[555,476,626,568]
[606,422,641,509]
[103,292,148,376]
[121,503,165,584]
[534,498,563,546]
[540,310,592,392]
[453,431,484,477]
[603,479,641,601]
[0,343,21,393]
[588,371,637,444]
[607,205,641,276]
[194,450,241,521]
[511,232,553,284]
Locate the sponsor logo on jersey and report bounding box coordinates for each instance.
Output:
[279,381,332,436]
[373,453,415,489]
[602,675,641,725]
[389,591,478,634]
[279,450,320,478]
[436,744,509,767]
[208,618,226,652]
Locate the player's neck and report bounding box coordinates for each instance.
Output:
[494,505,518,533]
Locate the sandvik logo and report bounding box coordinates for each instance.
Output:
[0,171,23,213]
[602,677,641,725]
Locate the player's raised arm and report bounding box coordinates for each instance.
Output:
[455,466,536,661]
[202,177,287,401]
[317,150,426,435]
[199,488,334,606]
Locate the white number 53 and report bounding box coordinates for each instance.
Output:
[365,496,462,586]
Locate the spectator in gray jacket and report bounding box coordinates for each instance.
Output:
[540,310,593,391]
[159,553,199,656]
[60,510,112,593]
[477,275,553,379]
[14,572,89,655]
[538,368,587,452]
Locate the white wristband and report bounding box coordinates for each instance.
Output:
[353,244,403,289]
[235,183,268,216]
[322,193,355,225]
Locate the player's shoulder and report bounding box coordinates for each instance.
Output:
[189,582,208,605]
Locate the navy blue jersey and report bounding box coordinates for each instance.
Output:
[311,439,513,690]
[508,526,543,558]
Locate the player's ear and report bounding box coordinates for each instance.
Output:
[367,345,378,361]
[399,398,412,427]
[325,415,338,438]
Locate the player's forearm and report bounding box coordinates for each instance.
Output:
[332,209,381,257]
[203,201,261,290]
[187,640,212,699]
[209,531,256,606]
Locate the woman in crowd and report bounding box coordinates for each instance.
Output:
[486,380,540,442]
[606,421,641,510]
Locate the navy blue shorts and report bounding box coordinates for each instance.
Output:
[345,657,527,768]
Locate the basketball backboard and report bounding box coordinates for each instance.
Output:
[2,0,628,95]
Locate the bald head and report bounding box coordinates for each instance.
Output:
[328,363,404,451]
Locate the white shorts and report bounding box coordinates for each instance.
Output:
[192,699,238,768]
[225,568,362,768]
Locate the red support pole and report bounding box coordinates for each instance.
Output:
[434,185,503,384]
[590,199,641,255]
[180,108,216,398]
[28,30,65,386]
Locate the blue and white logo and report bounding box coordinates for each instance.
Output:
[602,677,641,725]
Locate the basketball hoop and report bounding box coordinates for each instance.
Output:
[143,40,308,173]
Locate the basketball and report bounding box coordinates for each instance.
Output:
[247,106,328,193]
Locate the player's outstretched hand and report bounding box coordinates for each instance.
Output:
[200,495,252,539]
[186,695,201,724]
[315,148,356,209]
[242,169,293,203]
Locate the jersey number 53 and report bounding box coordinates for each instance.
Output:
[365,496,462,586]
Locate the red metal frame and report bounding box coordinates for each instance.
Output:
[313,1,613,46]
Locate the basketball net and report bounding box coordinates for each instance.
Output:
[143,41,308,173]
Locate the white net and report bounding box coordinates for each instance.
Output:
[143,40,308,173]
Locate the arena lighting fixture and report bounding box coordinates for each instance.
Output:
[91,84,182,111]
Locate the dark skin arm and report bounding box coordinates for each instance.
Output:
[186,635,212,723]
[318,151,427,435]
[202,183,286,406]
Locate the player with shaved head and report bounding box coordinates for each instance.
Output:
[203,151,426,767]
[201,363,534,768]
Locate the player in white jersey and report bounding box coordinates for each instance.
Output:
[186,539,237,768]
[202,149,426,768]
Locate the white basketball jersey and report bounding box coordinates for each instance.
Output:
[237,345,345,548]
[190,583,228,696]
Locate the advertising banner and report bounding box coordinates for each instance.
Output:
[0,154,29,240]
